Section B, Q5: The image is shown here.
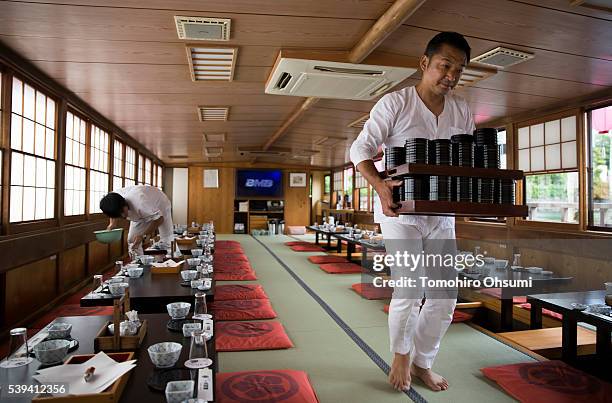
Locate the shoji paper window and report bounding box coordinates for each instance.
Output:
[64,112,86,216]
[112,139,124,190]
[89,125,109,213]
[517,115,577,173]
[10,77,56,222]
[125,146,136,187]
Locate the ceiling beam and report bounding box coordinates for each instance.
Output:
[261,0,426,151]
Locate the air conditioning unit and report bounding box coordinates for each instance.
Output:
[265,51,417,100]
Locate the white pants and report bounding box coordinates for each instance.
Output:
[381,219,457,369]
[127,206,174,256]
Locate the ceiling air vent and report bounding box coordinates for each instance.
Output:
[237,147,290,157]
[203,133,226,142]
[456,65,497,88]
[198,106,229,121]
[187,46,237,81]
[347,113,369,129]
[168,155,188,159]
[175,16,231,41]
[204,146,223,157]
[265,55,417,100]
[471,47,534,69]
[314,136,347,147]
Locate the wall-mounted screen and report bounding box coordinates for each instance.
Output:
[235,169,283,198]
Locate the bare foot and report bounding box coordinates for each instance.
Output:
[389,353,411,391]
[411,364,448,391]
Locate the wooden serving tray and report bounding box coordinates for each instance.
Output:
[94,320,147,352]
[150,264,183,274]
[384,162,524,180]
[395,200,528,217]
[32,352,134,403]
[94,291,147,351]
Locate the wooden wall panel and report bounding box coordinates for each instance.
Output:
[188,167,236,233]
[109,238,124,260]
[187,164,314,233]
[58,245,86,293]
[283,171,311,229]
[5,256,57,325]
[88,241,109,275]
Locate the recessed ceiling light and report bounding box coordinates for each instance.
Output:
[204,146,223,157]
[175,16,231,41]
[198,106,229,121]
[187,46,237,82]
[203,133,226,142]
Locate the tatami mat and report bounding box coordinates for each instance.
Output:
[215,234,534,403]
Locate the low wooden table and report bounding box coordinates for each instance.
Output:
[527,290,611,362]
[460,268,572,331]
[331,234,386,270]
[306,225,348,250]
[81,268,215,313]
[0,313,217,402]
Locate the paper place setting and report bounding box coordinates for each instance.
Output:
[151,260,184,269]
[33,352,136,395]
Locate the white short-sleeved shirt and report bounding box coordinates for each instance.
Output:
[114,185,171,223]
[349,86,475,232]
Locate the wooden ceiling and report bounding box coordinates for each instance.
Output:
[0,0,610,167]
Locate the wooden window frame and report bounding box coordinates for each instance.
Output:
[512,109,583,231]
[87,123,110,218]
[112,137,125,191]
[62,108,89,224]
[6,73,60,234]
[124,145,137,186]
[585,102,612,232]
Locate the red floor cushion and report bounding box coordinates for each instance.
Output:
[217,240,241,245]
[518,303,563,320]
[217,369,319,403]
[479,288,527,304]
[285,241,311,246]
[214,270,258,281]
[215,284,269,301]
[216,321,293,351]
[216,248,245,254]
[481,360,612,403]
[215,254,249,262]
[290,245,325,252]
[351,283,392,300]
[212,299,277,321]
[318,262,363,274]
[452,310,473,322]
[214,262,253,272]
[307,255,348,264]
[383,305,474,323]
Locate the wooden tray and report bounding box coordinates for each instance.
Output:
[32,352,134,403]
[150,262,183,274]
[94,292,147,351]
[395,200,528,217]
[384,162,524,180]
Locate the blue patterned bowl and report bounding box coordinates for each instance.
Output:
[148,342,182,368]
[34,339,70,365]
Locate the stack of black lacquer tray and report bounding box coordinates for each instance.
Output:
[382,129,527,217]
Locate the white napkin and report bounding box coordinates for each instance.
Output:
[33,352,136,395]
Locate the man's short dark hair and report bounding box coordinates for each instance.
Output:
[425,32,471,64]
[100,192,127,218]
